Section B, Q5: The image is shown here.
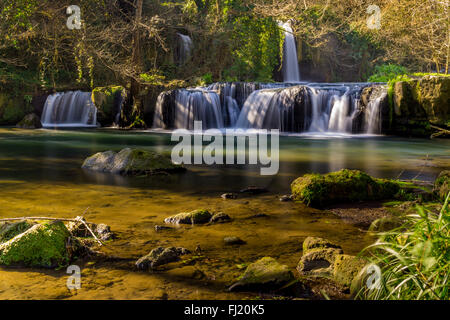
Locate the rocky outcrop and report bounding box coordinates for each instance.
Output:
[391,75,450,137]
[82,148,185,175]
[91,86,127,126]
[0,91,33,125]
[0,221,73,268]
[229,257,294,291]
[135,247,191,270]
[16,113,42,129]
[291,169,400,207]
[164,209,212,225]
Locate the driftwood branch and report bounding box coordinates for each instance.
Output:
[0,214,104,247]
[431,125,450,138]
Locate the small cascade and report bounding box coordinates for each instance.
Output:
[279,21,300,82]
[364,90,387,134]
[41,91,97,128]
[176,33,193,65]
[153,89,223,130]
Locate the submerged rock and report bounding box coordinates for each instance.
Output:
[154,225,174,232]
[82,148,185,176]
[291,169,400,207]
[223,236,246,245]
[229,257,294,292]
[221,193,238,200]
[16,113,42,129]
[0,221,72,268]
[135,247,191,270]
[209,212,231,224]
[434,170,450,202]
[164,209,212,225]
[240,186,268,195]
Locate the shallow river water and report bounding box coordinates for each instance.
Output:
[0,128,448,299]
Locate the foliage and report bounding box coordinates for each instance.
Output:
[368,64,409,82]
[357,193,450,300]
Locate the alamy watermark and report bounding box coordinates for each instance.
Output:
[66,265,81,290]
[366,264,382,290]
[171,121,280,176]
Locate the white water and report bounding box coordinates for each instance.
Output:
[280,21,300,82]
[173,89,223,129]
[41,91,97,128]
[176,33,193,65]
[365,91,387,134]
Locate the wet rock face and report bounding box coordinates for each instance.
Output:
[229,257,294,292]
[164,209,212,225]
[91,86,127,126]
[135,247,191,270]
[291,169,400,208]
[16,113,42,129]
[434,171,450,202]
[82,148,185,176]
[0,221,72,268]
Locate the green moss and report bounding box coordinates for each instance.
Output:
[91,86,126,126]
[291,169,400,207]
[0,91,33,125]
[0,221,71,268]
[119,148,183,175]
[302,237,341,255]
[0,221,34,243]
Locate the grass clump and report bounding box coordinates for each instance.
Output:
[357,192,450,300]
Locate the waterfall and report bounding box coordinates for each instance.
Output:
[153,89,223,130]
[41,91,97,128]
[152,82,387,134]
[280,21,300,82]
[176,33,193,65]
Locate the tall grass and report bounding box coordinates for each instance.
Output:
[357,192,450,300]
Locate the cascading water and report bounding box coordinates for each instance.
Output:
[176,33,193,65]
[41,91,97,128]
[153,82,386,135]
[279,21,300,83]
[153,89,223,130]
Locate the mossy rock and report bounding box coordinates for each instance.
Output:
[333,254,368,288]
[164,209,212,225]
[0,221,72,268]
[0,92,33,125]
[368,216,403,232]
[82,148,185,175]
[91,86,127,126]
[302,236,342,255]
[291,169,400,207]
[135,247,191,270]
[16,113,42,129]
[0,221,35,243]
[229,257,294,291]
[434,171,450,202]
[417,76,450,127]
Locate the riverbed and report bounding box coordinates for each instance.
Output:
[0,128,448,299]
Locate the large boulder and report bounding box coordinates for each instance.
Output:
[0,221,72,268]
[135,247,191,270]
[291,169,400,207]
[91,86,127,126]
[82,148,185,175]
[434,171,450,202]
[16,113,42,129]
[164,209,212,225]
[229,257,294,291]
